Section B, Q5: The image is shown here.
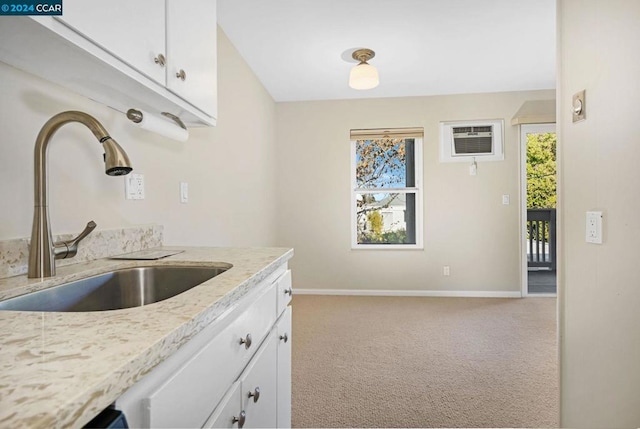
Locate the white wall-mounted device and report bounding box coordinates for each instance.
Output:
[586,211,603,244]
[439,119,505,163]
[125,173,145,200]
[180,182,189,203]
[572,90,586,123]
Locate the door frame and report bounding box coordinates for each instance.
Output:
[520,123,557,297]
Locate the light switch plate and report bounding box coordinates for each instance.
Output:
[586,211,603,244]
[180,182,188,203]
[502,194,510,205]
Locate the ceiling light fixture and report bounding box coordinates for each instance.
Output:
[349,48,379,90]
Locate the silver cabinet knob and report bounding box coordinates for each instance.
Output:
[154,53,166,67]
[279,333,288,343]
[232,410,246,428]
[284,288,292,296]
[176,69,186,81]
[239,333,252,349]
[248,386,260,403]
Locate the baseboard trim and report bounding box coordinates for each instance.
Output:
[293,289,523,298]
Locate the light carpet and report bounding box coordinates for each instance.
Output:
[291,295,558,428]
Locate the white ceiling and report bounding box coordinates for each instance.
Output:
[217,0,556,103]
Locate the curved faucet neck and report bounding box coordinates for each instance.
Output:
[34,111,110,209]
[29,111,113,279]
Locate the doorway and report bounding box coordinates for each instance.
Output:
[521,124,557,296]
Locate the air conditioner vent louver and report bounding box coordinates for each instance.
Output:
[440,120,504,162]
[453,137,493,154]
[452,125,493,155]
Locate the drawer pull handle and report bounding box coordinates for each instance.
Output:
[248,386,261,403]
[279,333,289,343]
[176,69,186,81]
[239,333,252,349]
[232,410,246,428]
[154,53,166,67]
[284,288,293,296]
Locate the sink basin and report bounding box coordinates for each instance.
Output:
[0,265,230,312]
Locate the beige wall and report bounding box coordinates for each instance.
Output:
[276,90,554,293]
[0,29,278,247]
[559,0,640,426]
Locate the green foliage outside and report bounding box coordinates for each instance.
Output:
[527,132,556,242]
[359,227,408,244]
[527,132,556,209]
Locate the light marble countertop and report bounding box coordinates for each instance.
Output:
[0,246,293,428]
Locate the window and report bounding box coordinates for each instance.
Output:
[350,128,423,249]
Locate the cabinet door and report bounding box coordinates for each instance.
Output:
[277,307,292,428]
[56,0,166,84]
[203,381,243,429]
[240,333,278,428]
[141,282,276,428]
[166,0,217,117]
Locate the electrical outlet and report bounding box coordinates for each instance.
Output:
[125,173,144,200]
[586,211,603,244]
[443,265,450,276]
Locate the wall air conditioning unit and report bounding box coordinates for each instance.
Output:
[439,119,504,162]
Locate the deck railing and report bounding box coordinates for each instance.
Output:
[527,208,556,271]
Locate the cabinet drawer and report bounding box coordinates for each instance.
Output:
[276,270,292,316]
[143,282,277,428]
[240,333,278,428]
[203,381,242,429]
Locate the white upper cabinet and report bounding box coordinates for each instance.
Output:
[0,0,217,126]
[56,0,166,86]
[166,0,217,117]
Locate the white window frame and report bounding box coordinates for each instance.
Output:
[350,135,424,250]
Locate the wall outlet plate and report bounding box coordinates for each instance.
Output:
[586,211,603,244]
[125,173,145,200]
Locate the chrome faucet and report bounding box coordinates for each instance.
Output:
[28,111,133,278]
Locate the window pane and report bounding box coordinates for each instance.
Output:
[356,138,415,189]
[355,192,417,245]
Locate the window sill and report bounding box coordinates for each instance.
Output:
[351,244,424,250]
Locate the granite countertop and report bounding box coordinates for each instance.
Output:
[0,246,293,428]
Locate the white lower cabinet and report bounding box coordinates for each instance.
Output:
[115,266,292,428]
[205,307,292,429]
[276,307,292,428]
[204,381,244,429]
[240,333,278,428]
[204,333,278,428]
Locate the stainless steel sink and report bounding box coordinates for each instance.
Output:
[0,265,230,312]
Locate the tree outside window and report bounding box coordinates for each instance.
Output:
[351,130,423,248]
